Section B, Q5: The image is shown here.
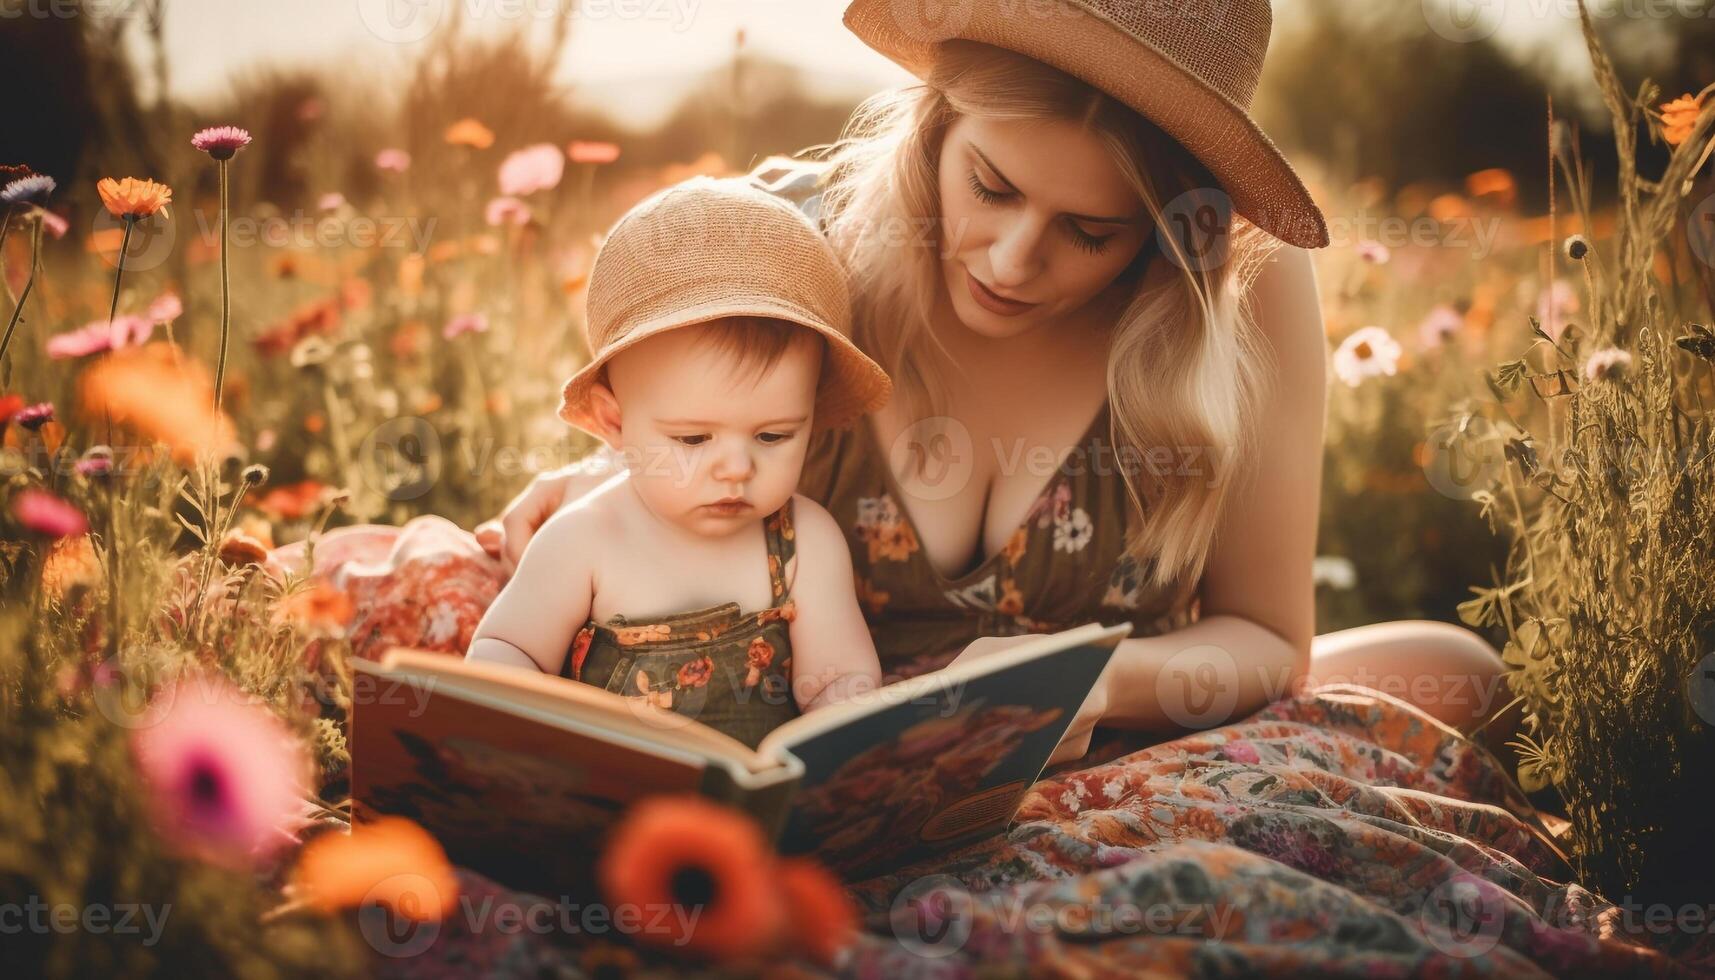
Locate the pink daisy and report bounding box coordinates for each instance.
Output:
[11,489,88,537]
[317,192,347,212]
[147,292,183,324]
[14,401,53,430]
[484,196,531,227]
[1356,239,1391,265]
[190,125,253,161]
[41,210,69,239]
[442,313,490,340]
[497,143,564,196]
[1417,304,1464,349]
[375,148,412,173]
[45,315,154,359]
[130,672,310,869]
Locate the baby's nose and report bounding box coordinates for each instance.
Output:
[709,440,755,481]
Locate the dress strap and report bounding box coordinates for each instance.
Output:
[761,497,798,604]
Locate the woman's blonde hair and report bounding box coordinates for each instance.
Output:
[811,41,1284,594]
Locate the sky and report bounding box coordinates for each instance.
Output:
[127,0,1594,129]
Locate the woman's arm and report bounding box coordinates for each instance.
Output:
[1099,244,1326,730]
[475,445,626,573]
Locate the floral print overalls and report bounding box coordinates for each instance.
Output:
[560,501,800,750]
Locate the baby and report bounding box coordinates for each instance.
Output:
[467,176,891,749]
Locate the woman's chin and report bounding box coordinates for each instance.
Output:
[947,291,1042,341]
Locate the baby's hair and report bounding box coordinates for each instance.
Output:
[689,316,827,388]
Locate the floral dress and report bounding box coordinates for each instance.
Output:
[560,500,801,750]
[795,400,1200,682]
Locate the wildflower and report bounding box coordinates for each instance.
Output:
[77,344,237,463]
[598,796,786,960]
[1418,304,1464,349]
[0,393,21,426]
[777,858,857,966]
[1583,346,1633,382]
[444,118,495,149]
[252,479,331,520]
[218,529,271,568]
[1563,234,1590,261]
[0,174,55,209]
[497,143,564,196]
[1535,279,1581,342]
[567,141,621,165]
[1356,239,1390,265]
[294,816,458,920]
[241,463,271,486]
[130,672,310,870]
[76,446,115,478]
[484,196,531,227]
[190,125,253,160]
[1332,326,1402,387]
[375,148,412,173]
[278,581,355,634]
[1464,168,1517,207]
[11,489,88,538]
[96,177,173,219]
[441,312,489,340]
[316,192,347,212]
[46,315,154,359]
[1660,93,1703,147]
[41,533,101,599]
[41,211,68,238]
[14,401,53,430]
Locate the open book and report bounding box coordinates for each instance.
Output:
[350,621,1130,893]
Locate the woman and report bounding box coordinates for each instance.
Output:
[478,0,1509,765]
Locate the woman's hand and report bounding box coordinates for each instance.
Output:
[474,452,621,573]
[948,634,1111,767]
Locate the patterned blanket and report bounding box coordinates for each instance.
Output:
[293,519,1712,978]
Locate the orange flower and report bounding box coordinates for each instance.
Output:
[444,117,495,149]
[598,796,785,960]
[1661,93,1704,147]
[96,177,173,219]
[41,533,101,599]
[676,655,714,688]
[278,581,355,632]
[76,344,235,464]
[250,479,329,520]
[567,140,621,165]
[294,816,459,920]
[217,529,271,568]
[778,858,857,967]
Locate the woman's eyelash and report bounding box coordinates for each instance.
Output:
[969,170,1113,254]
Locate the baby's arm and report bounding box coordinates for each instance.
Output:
[784,495,883,711]
[466,508,595,675]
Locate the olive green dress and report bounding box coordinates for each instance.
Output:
[562,501,800,750]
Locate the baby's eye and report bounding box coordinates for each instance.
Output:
[672,435,710,447]
[757,432,794,445]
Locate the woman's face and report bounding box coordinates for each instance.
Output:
[936,114,1153,341]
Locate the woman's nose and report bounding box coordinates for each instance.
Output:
[988,214,1046,288]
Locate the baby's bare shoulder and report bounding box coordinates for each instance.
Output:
[788,495,852,580]
[530,481,626,556]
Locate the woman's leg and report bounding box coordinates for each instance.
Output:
[1307,620,1516,737]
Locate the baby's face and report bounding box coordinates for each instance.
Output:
[601,324,820,536]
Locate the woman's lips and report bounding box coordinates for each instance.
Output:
[965,269,1038,317]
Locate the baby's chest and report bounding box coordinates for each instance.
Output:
[590,547,778,625]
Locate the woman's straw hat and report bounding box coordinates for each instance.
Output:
[843,0,1330,249]
[558,176,892,437]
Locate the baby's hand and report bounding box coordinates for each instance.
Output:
[798,669,882,712]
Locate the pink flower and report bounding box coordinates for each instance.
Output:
[45,315,154,359]
[442,313,489,340]
[1535,279,1581,342]
[1417,304,1464,349]
[497,143,564,196]
[375,148,412,173]
[567,141,621,165]
[484,196,531,227]
[14,401,53,430]
[1356,239,1391,264]
[317,192,347,212]
[1583,346,1633,382]
[11,489,88,537]
[41,211,68,239]
[190,125,253,161]
[147,292,183,324]
[130,672,310,869]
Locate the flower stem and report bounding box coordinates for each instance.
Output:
[215,159,232,413]
[0,213,44,370]
[107,218,134,328]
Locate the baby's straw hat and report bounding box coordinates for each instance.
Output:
[843,0,1330,249]
[557,176,892,437]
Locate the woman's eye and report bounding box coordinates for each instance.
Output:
[1068,222,1113,255]
[967,171,1008,205]
[672,435,709,446]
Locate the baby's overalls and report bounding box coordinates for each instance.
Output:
[560,500,801,749]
